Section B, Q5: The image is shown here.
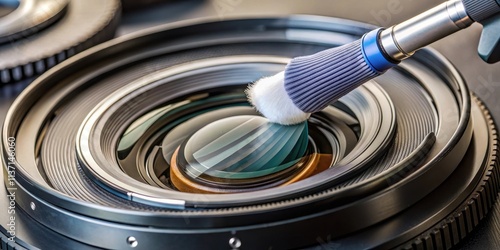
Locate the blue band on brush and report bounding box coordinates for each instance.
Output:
[361,28,396,72]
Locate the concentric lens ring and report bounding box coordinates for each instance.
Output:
[1,16,494,249]
[0,0,69,44]
[0,0,120,84]
[76,56,397,208]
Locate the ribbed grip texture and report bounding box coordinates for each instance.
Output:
[284,39,380,113]
[462,0,500,22]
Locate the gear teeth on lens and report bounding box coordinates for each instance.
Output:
[0,233,23,250]
[3,15,497,248]
[399,95,500,250]
[0,0,121,85]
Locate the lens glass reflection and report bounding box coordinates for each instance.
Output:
[117,89,359,193]
[181,116,308,180]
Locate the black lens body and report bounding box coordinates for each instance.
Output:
[0,17,498,250]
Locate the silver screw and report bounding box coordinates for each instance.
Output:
[30,202,36,210]
[127,236,138,248]
[229,237,242,249]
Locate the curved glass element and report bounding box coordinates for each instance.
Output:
[170,115,313,193]
[116,89,357,194]
[181,116,308,180]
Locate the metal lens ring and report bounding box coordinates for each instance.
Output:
[0,0,120,85]
[76,56,397,208]
[0,0,69,44]
[1,16,497,249]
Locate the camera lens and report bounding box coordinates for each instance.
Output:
[170,115,309,193]
[2,16,498,250]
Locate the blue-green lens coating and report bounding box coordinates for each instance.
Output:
[183,116,308,180]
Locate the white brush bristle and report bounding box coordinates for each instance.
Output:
[246,71,310,125]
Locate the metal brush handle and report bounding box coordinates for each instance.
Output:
[283,0,500,114]
[380,0,500,63]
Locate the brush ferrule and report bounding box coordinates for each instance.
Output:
[380,0,473,61]
[361,29,397,72]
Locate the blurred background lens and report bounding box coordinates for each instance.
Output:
[0,0,19,18]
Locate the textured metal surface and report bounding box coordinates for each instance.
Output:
[0,0,499,249]
[339,70,436,187]
[0,0,121,84]
[380,0,472,60]
[462,195,500,248]
[380,0,473,60]
[76,58,396,208]
[399,96,499,250]
[0,16,485,249]
[0,0,69,44]
[462,0,500,22]
[391,0,471,53]
[62,1,500,249]
[116,1,500,246]
[39,44,331,209]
